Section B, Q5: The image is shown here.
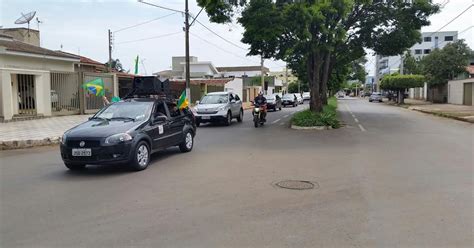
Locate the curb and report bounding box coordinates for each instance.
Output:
[409,108,474,124]
[0,136,61,150]
[291,125,333,130]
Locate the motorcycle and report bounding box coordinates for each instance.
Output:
[252,103,266,128]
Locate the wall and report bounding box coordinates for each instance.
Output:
[448,79,473,105]
[0,28,40,46]
[220,70,262,78]
[0,54,75,72]
[224,78,243,100]
[188,64,215,78]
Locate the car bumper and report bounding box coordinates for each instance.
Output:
[282,101,295,105]
[60,142,134,165]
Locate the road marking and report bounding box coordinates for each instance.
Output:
[345,103,366,132]
[272,119,281,124]
[354,118,359,123]
[283,115,289,118]
[358,124,366,132]
[279,122,285,126]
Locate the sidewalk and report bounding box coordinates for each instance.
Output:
[385,99,474,123]
[0,115,90,150]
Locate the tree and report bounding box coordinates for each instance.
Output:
[104,59,124,72]
[348,56,367,84]
[380,74,425,104]
[198,0,439,112]
[421,40,472,86]
[288,81,309,93]
[402,52,422,75]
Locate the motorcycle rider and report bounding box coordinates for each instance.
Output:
[253,91,267,121]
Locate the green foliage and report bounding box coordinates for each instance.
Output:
[198,0,439,112]
[348,57,367,83]
[421,40,472,86]
[380,74,425,91]
[104,59,124,72]
[291,97,340,128]
[403,52,422,75]
[288,81,308,93]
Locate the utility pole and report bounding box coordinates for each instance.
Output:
[285,64,288,94]
[184,0,191,102]
[108,29,112,72]
[260,56,265,94]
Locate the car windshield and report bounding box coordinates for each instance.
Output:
[200,94,228,104]
[93,101,153,121]
[283,94,294,99]
[372,93,381,96]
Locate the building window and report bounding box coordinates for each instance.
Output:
[423,37,432,42]
[444,36,453,41]
[415,49,422,55]
[424,49,431,54]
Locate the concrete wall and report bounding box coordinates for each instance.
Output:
[220,70,262,78]
[448,79,474,105]
[224,78,243,100]
[0,28,40,46]
[0,54,75,72]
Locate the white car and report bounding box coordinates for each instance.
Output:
[302,92,310,101]
[294,93,304,104]
[193,92,243,126]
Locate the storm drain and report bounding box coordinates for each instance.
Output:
[275,180,315,190]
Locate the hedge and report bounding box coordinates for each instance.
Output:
[380,74,425,90]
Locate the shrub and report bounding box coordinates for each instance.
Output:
[291,97,340,128]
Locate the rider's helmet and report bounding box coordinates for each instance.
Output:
[258,91,264,96]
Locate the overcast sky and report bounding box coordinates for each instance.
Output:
[1,0,473,76]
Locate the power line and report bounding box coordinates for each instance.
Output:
[426,4,473,38]
[113,13,176,33]
[194,19,248,50]
[116,31,182,45]
[137,0,184,14]
[432,25,473,49]
[190,32,260,64]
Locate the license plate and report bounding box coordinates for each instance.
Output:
[72,148,92,156]
[202,116,211,120]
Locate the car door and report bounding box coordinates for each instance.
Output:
[234,94,242,113]
[229,93,239,117]
[165,103,185,145]
[150,102,172,150]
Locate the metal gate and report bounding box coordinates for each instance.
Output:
[83,73,114,113]
[17,74,36,115]
[51,72,80,115]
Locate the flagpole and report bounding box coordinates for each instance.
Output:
[185,0,191,103]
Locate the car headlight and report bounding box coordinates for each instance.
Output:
[105,133,132,144]
[61,133,67,145]
[218,105,227,111]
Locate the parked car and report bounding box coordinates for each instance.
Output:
[265,94,282,111]
[60,98,196,171]
[282,93,297,107]
[364,91,372,97]
[302,92,310,101]
[369,92,383,102]
[337,91,345,98]
[193,92,243,126]
[294,93,304,104]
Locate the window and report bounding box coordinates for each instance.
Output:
[229,94,234,101]
[445,36,453,41]
[415,49,422,55]
[166,103,181,117]
[424,49,431,54]
[154,102,167,117]
[234,94,240,101]
[423,37,431,42]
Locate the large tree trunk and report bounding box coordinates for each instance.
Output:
[308,51,323,112]
[320,51,331,105]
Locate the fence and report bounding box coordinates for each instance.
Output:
[17,74,36,115]
[50,72,80,115]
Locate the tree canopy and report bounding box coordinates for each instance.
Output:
[380,74,425,91]
[198,0,439,112]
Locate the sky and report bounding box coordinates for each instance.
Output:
[1,0,473,77]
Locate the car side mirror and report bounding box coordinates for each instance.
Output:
[195,100,200,105]
[231,99,236,103]
[153,115,167,124]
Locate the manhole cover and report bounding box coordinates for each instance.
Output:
[275,180,315,190]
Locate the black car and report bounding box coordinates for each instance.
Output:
[265,94,282,111]
[60,98,196,171]
[282,94,297,107]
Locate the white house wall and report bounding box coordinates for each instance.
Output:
[448,79,473,105]
[0,54,75,72]
[224,78,243,100]
[220,71,262,78]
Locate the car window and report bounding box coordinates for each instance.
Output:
[154,102,168,118]
[229,94,235,101]
[166,103,181,118]
[235,94,240,101]
[200,94,229,104]
[95,101,153,121]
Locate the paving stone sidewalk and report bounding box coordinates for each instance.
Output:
[0,115,90,150]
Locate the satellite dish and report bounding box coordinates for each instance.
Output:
[14,11,36,37]
[14,11,36,24]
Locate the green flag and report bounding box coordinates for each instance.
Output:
[134,55,139,74]
[82,78,105,96]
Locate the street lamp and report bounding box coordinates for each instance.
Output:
[138,0,190,102]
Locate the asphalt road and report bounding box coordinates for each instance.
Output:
[1,99,472,247]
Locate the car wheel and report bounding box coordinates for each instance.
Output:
[196,121,200,127]
[369,100,372,102]
[130,141,150,171]
[64,162,86,171]
[224,111,232,126]
[237,109,243,122]
[293,103,296,107]
[179,131,194,152]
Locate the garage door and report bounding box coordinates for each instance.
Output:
[463,83,472,106]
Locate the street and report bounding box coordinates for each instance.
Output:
[1,99,472,247]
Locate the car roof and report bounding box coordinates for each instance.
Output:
[207,91,229,95]
[121,97,171,104]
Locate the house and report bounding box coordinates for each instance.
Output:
[0,32,80,121]
[155,56,219,79]
[216,66,269,78]
[447,65,474,106]
[269,69,297,93]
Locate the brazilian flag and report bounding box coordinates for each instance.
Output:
[82,78,105,96]
[177,90,189,109]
